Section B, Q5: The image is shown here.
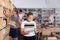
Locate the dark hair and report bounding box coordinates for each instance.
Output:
[27,12,33,17]
[19,9,22,12]
[44,20,49,22]
[13,8,18,13]
[13,8,18,16]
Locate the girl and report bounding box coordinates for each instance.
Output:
[9,8,20,40]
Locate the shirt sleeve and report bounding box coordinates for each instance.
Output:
[11,15,13,20]
[34,22,36,28]
[21,22,24,28]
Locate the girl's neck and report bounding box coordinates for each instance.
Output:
[13,14,17,17]
[27,20,31,22]
[44,24,48,25]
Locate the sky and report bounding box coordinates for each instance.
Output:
[10,0,60,8]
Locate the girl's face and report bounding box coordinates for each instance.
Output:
[27,15,33,22]
[12,10,17,15]
[44,22,48,25]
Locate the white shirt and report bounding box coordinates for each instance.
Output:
[19,12,24,19]
[21,21,36,36]
[49,15,54,23]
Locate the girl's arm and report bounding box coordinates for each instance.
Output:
[21,28,31,35]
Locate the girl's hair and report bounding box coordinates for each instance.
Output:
[13,8,19,17]
[27,12,33,17]
[44,20,49,22]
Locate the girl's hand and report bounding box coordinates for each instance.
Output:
[25,30,31,34]
[35,29,39,33]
